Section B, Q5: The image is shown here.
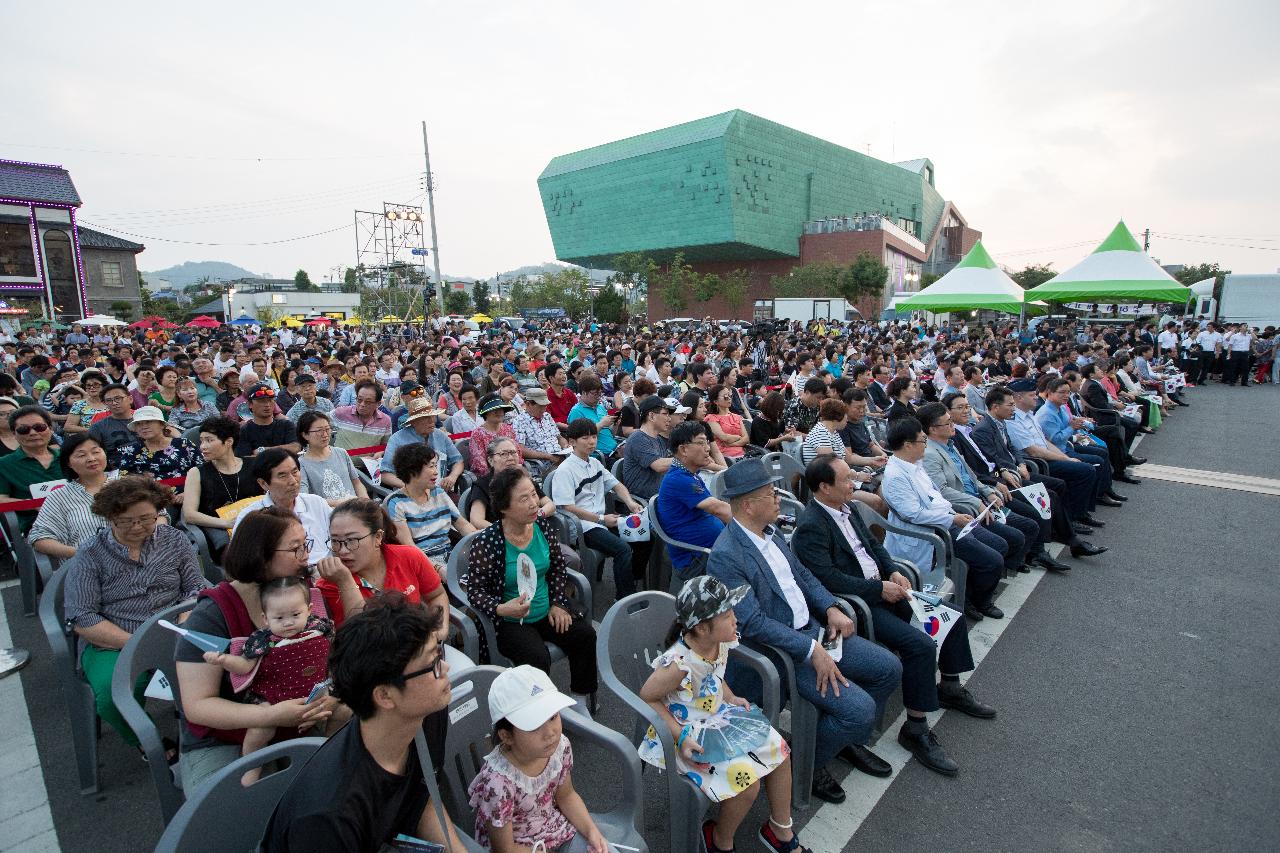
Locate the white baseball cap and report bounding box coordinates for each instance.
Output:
[487,665,575,731]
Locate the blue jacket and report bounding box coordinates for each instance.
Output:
[1033,401,1074,451]
[706,521,836,663]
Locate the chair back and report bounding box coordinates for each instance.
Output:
[598,592,676,706]
[610,457,625,482]
[439,666,506,834]
[113,598,197,824]
[37,563,101,794]
[760,451,807,500]
[38,562,76,668]
[5,508,45,615]
[455,438,472,470]
[153,737,324,853]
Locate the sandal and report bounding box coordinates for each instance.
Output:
[703,819,736,853]
[758,820,812,853]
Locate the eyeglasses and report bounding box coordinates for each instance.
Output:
[113,511,165,528]
[274,538,314,559]
[328,531,375,552]
[15,422,50,435]
[490,449,519,459]
[907,437,929,446]
[393,648,447,686]
[306,427,332,436]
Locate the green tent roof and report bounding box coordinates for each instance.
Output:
[1027,221,1191,303]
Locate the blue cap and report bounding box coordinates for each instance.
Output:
[1008,378,1037,392]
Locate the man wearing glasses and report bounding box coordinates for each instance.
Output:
[89,384,137,468]
[232,449,332,561]
[0,406,61,532]
[263,593,465,853]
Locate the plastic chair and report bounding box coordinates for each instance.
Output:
[542,466,604,583]
[854,500,963,604]
[439,666,649,853]
[178,520,226,583]
[38,566,100,795]
[355,465,391,500]
[760,451,808,501]
[597,592,781,853]
[446,532,595,702]
[112,598,197,824]
[4,509,49,616]
[152,737,325,853]
[647,500,710,594]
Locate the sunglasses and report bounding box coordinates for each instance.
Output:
[16,422,50,435]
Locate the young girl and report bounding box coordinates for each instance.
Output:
[638,576,808,853]
[467,665,608,853]
[202,576,334,781]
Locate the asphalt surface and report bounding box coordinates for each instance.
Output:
[5,379,1277,852]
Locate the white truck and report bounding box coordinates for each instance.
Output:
[769,297,860,323]
[1189,274,1280,328]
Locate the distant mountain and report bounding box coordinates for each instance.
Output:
[142,261,259,288]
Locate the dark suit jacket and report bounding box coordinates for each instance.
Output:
[868,381,891,411]
[953,427,1000,486]
[971,414,1021,470]
[790,500,895,604]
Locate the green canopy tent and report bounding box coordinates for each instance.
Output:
[896,240,1043,316]
[1026,221,1191,304]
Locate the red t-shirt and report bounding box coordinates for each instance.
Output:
[546,385,577,424]
[317,543,442,625]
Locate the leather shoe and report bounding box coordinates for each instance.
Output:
[1103,490,1129,502]
[1078,514,1106,527]
[1072,522,1094,536]
[964,602,984,621]
[1070,541,1108,558]
[1126,456,1147,466]
[897,726,958,776]
[1097,495,1123,508]
[839,744,892,778]
[1115,473,1142,485]
[1034,553,1072,572]
[978,602,1004,619]
[938,684,998,719]
[810,767,846,804]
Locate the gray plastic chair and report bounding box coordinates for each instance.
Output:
[5,508,49,616]
[152,737,325,853]
[597,592,781,853]
[855,500,963,603]
[647,500,710,595]
[760,451,808,501]
[355,465,392,500]
[112,598,197,824]
[446,532,594,701]
[439,666,649,853]
[178,520,226,583]
[38,566,100,795]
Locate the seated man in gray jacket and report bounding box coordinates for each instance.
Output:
[791,455,996,776]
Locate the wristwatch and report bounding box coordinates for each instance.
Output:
[598,513,605,524]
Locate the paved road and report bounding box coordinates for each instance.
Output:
[4,381,1277,852]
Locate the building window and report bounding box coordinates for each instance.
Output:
[0,222,37,278]
[43,229,81,318]
[101,261,123,287]
[753,299,774,321]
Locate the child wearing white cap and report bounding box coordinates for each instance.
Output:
[638,576,808,853]
[467,666,607,853]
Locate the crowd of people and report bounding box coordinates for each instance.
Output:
[3,306,1229,852]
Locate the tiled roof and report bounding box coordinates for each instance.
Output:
[75,225,144,252]
[0,161,82,206]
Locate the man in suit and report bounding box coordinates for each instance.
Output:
[1078,362,1145,441]
[792,456,996,776]
[866,364,892,411]
[707,458,901,805]
[1062,369,1143,484]
[880,417,1009,622]
[917,402,1062,574]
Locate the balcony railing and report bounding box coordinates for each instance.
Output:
[802,214,926,253]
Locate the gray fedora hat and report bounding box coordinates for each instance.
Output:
[720,457,774,499]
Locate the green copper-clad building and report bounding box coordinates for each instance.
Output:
[538,109,980,320]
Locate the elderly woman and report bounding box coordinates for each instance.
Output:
[466,466,596,713]
[464,437,554,528]
[30,433,110,559]
[63,370,109,434]
[214,369,241,415]
[386,442,475,565]
[175,507,344,791]
[296,411,367,505]
[117,406,203,483]
[469,394,521,477]
[314,497,451,627]
[64,476,209,754]
[167,376,219,433]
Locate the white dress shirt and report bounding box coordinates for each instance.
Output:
[736,521,809,630]
[818,501,882,580]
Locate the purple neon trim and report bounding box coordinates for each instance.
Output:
[0,283,45,290]
[68,207,88,316]
[0,197,77,209]
[29,205,45,303]
[0,158,65,169]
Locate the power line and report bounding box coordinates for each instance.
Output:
[79,218,364,247]
[995,240,1096,257]
[1151,231,1280,242]
[0,141,420,162]
[1151,233,1280,252]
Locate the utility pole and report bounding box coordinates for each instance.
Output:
[422,121,446,315]
[1142,228,1151,252]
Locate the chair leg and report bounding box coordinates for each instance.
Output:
[790,698,821,812]
[71,683,101,795]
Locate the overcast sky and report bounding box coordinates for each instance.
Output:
[4,1,1276,283]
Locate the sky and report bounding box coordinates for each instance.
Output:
[3,0,1277,283]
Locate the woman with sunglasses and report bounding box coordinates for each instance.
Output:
[176,507,346,792]
[0,405,62,533]
[314,497,451,630]
[63,476,208,761]
[63,369,109,434]
[296,411,367,505]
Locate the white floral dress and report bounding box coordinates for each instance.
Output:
[638,639,789,803]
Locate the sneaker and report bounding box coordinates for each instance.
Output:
[758,820,812,853]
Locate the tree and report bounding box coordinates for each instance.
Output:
[721,269,749,314]
[1171,262,1230,303]
[838,251,890,303]
[920,271,942,289]
[343,267,358,287]
[594,284,627,324]
[471,280,492,315]
[294,269,317,292]
[771,263,842,298]
[255,306,280,326]
[651,252,705,314]
[443,289,471,315]
[110,300,135,320]
[1009,263,1056,290]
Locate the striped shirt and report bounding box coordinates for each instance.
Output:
[331,405,392,450]
[63,524,208,642]
[386,488,460,560]
[29,481,105,549]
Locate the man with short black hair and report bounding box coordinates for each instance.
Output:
[262,592,464,853]
[621,396,673,500]
[783,378,826,437]
[89,384,138,468]
[236,383,300,458]
[653,421,729,581]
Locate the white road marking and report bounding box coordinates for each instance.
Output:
[1129,463,1280,496]
[800,544,1061,852]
